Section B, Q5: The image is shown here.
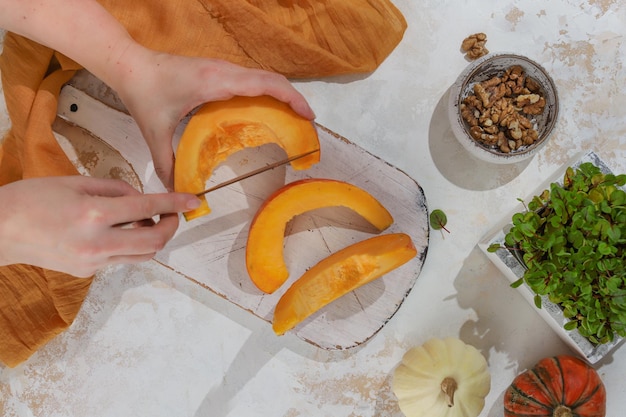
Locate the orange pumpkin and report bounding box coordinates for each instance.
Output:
[245,178,394,294]
[272,233,417,335]
[504,355,606,417]
[174,95,320,220]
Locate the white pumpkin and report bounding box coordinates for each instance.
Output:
[393,338,491,417]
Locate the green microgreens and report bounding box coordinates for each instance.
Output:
[488,162,626,344]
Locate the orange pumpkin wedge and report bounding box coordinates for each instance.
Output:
[272,233,417,335]
[246,178,394,294]
[174,95,320,220]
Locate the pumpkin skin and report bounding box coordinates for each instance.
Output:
[246,178,394,294]
[504,355,606,417]
[174,95,320,220]
[272,233,417,335]
[393,338,491,417]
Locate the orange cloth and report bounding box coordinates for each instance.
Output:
[0,0,406,367]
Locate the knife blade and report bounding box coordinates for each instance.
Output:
[195,148,320,197]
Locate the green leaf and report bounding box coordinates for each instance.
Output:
[564,321,578,331]
[528,196,544,211]
[599,200,612,214]
[563,167,575,188]
[512,228,524,242]
[562,270,578,284]
[549,215,562,228]
[533,294,542,309]
[591,173,605,187]
[429,209,449,232]
[518,222,536,238]
[510,278,524,288]
[552,197,567,222]
[567,229,584,248]
[609,189,626,205]
[512,212,525,226]
[487,243,502,253]
[606,225,621,243]
[504,233,516,247]
[597,241,615,255]
[563,305,577,318]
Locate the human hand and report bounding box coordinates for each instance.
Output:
[0,176,201,277]
[113,46,316,190]
[1,1,315,189]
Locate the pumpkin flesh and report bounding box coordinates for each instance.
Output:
[174,95,320,220]
[504,355,606,417]
[246,178,394,294]
[272,233,417,335]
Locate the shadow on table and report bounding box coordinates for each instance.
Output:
[450,246,572,412]
[172,274,374,417]
[189,320,367,417]
[427,88,531,191]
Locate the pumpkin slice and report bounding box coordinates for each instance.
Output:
[174,95,320,220]
[272,233,417,335]
[246,178,394,294]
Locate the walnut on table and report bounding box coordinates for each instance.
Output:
[461,33,489,60]
[460,65,546,153]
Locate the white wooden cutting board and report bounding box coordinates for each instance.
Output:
[56,83,429,350]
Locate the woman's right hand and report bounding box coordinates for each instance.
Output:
[114,49,316,190]
[0,176,201,278]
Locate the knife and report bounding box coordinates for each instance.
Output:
[195,148,320,197]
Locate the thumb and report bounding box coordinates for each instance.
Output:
[141,124,177,191]
[121,92,180,191]
[152,147,176,192]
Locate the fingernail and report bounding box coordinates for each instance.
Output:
[187,197,202,209]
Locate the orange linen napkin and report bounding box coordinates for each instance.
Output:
[0,0,407,367]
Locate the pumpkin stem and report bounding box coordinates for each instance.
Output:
[553,405,573,417]
[441,377,458,407]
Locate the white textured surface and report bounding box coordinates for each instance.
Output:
[1,2,626,416]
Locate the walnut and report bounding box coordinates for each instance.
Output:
[517,114,533,130]
[525,77,541,93]
[469,125,483,140]
[460,103,479,127]
[495,99,518,127]
[505,65,524,80]
[473,83,490,108]
[523,128,539,145]
[482,76,501,89]
[464,94,484,113]
[516,94,540,107]
[522,96,546,115]
[507,119,523,140]
[473,81,507,108]
[460,65,547,153]
[497,133,510,153]
[461,33,489,60]
[483,124,499,135]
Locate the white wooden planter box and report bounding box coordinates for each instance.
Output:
[478,151,624,363]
